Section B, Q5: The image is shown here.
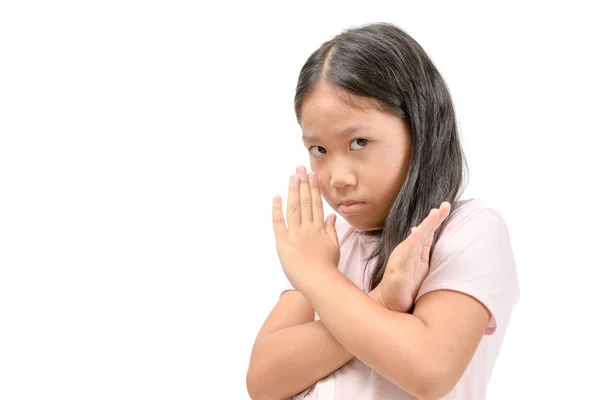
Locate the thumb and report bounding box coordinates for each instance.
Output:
[326,214,339,247]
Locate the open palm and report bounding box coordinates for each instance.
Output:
[374,202,452,313]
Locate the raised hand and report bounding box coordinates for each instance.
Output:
[272,166,340,289]
[371,202,452,313]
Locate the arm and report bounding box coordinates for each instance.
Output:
[299,268,490,400]
[247,290,366,400]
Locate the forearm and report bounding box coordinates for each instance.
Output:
[247,319,353,400]
[298,269,437,400]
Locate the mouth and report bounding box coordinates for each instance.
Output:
[338,201,365,215]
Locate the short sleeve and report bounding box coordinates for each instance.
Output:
[415,207,520,335]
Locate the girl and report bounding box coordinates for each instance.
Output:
[246,22,519,400]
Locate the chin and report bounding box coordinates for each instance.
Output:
[342,216,382,232]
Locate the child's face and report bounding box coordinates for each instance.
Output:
[299,83,412,231]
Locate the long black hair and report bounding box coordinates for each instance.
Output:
[294,22,469,291]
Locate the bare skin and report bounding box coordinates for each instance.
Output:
[247,83,488,400]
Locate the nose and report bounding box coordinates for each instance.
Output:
[330,165,358,189]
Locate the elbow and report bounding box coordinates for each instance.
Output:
[412,363,458,400]
[416,385,450,400]
[245,368,257,400]
[417,386,453,400]
[246,340,270,400]
[411,377,450,400]
[246,363,277,400]
[246,366,266,400]
[383,352,454,400]
[247,339,289,400]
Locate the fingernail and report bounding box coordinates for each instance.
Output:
[308,171,315,181]
[290,174,297,184]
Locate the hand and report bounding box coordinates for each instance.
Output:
[371,202,452,313]
[272,166,340,289]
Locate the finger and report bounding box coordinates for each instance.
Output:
[420,201,452,238]
[419,202,452,261]
[419,201,453,245]
[438,201,452,221]
[272,195,287,237]
[421,226,435,263]
[409,227,423,257]
[428,202,452,233]
[309,171,324,226]
[417,208,440,243]
[389,225,420,264]
[287,173,301,229]
[325,214,339,247]
[297,166,312,226]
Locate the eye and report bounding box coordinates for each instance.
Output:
[350,138,368,150]
[309,145,327,158]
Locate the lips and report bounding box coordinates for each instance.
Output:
[338,201,365,215]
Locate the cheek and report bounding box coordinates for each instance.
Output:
[317,176,329,195]
[315,171,333,199]
[366,163,404,200]
[380,168,406,202]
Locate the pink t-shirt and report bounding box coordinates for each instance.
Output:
[280,198,520,399]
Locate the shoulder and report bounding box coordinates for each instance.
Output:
[420,197,520,334]
[435,197,514,264]
[444,197,508,232]
[436,198,511,249]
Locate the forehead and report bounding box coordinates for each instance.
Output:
[300,84,384,137]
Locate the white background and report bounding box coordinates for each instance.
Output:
[1,1,598,399]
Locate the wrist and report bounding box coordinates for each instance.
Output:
[293,264,341,295]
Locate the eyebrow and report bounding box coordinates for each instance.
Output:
[301,125,371,142]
